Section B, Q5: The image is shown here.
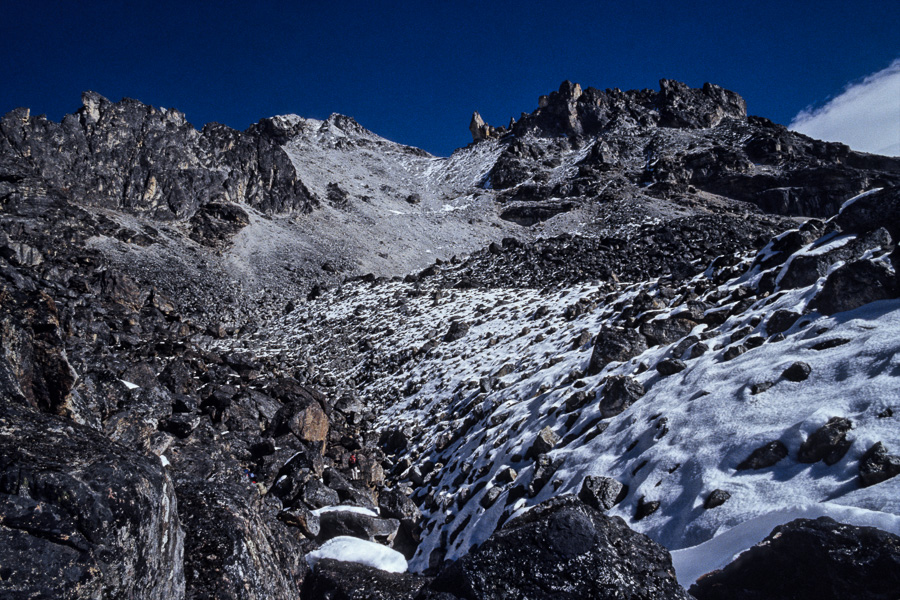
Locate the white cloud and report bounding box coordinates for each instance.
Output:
[790,59,900,156]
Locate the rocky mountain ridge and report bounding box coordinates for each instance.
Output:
[1,79,900,598]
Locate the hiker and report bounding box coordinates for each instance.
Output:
[349,454,359,480]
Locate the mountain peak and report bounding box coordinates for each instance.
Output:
[471,78,748,142]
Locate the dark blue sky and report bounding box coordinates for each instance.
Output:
[2,0,897,156]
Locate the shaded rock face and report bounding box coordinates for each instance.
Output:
[836,186,900,239]
[0,402,184,600]
[656,79,747,128]
[301,558,427,600]
[0,92,316,222]
[813,259,897,315]
[175,478,310,600]
[690,517,900,600]
[0,283,75,415]
[429,496,690,600]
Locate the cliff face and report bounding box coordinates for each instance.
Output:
[0,91,316,220]
[1,80,900,599]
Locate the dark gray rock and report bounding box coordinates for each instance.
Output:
[798,417,853,465]
[813,259,897,315]
[599,375,645,418]
[0,402,185,600]
[302,478,342,509]
[750,381,775,395]
[690,517,900,600]
[578,476,625,511]
[635,497,661,521]
[704,489,731,509]
[278,506,321,538]
[443,320,470,342]
[656,79,747,128]
[317,509,399,545]
[479,486,502,509]
[378,489,423,559]
[782,361,812,382]
[737,440,789,470]
[657,358,687,376]
[836,186,900,239]
[1,93,317,221]
[527,426,560,458]
[588,326,648,375]
[859,442,900,487]
[766,309,801,336]
[429,496,690,599]
[723,344,747,361]
[301,558,427,600]
[641,317,696,347]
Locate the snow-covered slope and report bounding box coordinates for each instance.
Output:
[208,189,900,580]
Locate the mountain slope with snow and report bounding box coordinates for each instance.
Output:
[209,188,900,581]
[3,80,900,599]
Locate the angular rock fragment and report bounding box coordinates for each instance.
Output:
[527,426,560,458]
[588,326,648,375]
[578,476,625,511]
[798,417,852,465]
[599,375,645,418]
[737,440,788,470]
[704,489,731,509]
[859,442,900,487]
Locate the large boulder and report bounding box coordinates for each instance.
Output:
[836,187,900,239]
[690,517,900,599]
[0,402,184,600]
[797,417,853,465]
[175,476,310,600]
[812,259,897,315]
[428,496,690,599]
[588,326,648,375]
[317,509,400,545]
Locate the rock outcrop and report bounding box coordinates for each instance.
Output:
[691,517,900,599]
[429,496,691,599]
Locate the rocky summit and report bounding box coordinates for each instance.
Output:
[1,79,900,599]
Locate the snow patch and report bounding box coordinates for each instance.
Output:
[305,536,407,573]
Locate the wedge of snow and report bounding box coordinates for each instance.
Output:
[312,505,379,517]
[305,536,407,573]
[671,502,900,587]
[838,187,882,213]
[120,379,140,390]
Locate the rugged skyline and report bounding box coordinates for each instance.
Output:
[2,0,898,155]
